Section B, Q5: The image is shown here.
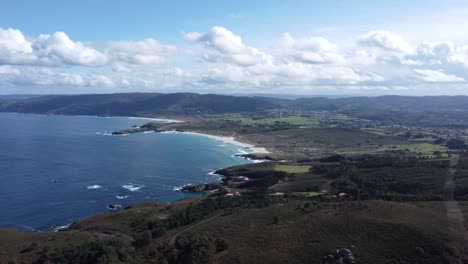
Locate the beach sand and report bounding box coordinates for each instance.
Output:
[161,131,270,154]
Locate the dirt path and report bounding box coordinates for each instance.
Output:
[443,155,468,262]
[170,213,224,247]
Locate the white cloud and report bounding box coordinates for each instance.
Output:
[185,26,271,65]
[3,25,468,95]
[0,65,20,75]
[0,28,36,64]
[108,38,176,65]
[446,45,468,69]
[199,62,383,88]
[274,33,344,64]
[416,41,454,60]
[359,30,412,53]
[33,32,107,66]
[0,28,107,67]
[0,66,116,88]
[414,69,464,82]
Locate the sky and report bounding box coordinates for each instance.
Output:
[1,0,468,95]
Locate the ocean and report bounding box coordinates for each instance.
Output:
[0,113,251,231]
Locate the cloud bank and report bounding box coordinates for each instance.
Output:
[1,26,468,95]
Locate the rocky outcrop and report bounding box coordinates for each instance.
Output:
[180,183,222,192]
[112,122,162,135]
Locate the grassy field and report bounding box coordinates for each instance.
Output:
[274,164,311,173]
[293,191,322,197]
[361,127,392,136]
[221,114,320,127]
[68,202,172,235]
[239,127,410,157]
[378,143,448,157]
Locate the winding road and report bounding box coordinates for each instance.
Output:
[443,155,468,262]
[170,213,224,247]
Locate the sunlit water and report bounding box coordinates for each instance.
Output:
[0,113,251,231]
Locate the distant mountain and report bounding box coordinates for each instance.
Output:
[291,95,468,112]
[2,93,468,126]
[0,93,282,116]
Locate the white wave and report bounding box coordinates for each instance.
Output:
[173,186,183,191]
[116,195,129,200]
[96,131,112,136]
[160,130,181,135]
[122,184,144,192]
[87,185,102,190]
[52,224,70,231]
[236,148,249,155]
[207,171,220,176]
[142,131,154,134]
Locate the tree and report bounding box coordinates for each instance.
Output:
[446,138,466,150]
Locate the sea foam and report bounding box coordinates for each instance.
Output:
[86,185,102,190]
[122,184,144,192]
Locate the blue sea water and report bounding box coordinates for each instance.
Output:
[0,113,251,231]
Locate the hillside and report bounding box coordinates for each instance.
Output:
[2,93,468,127]
[0,93,282,117]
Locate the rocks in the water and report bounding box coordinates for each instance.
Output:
[180,183,222,192]
[107,204,122,210]
[235,153,273,161]
[112,128,145,135]
[112,122,162,135]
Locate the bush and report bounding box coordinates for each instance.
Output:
[35,238,135,264]
[273,216,279,224]
[133,231,152,248]
[175,235,230,264]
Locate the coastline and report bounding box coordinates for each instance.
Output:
[0,112,185,123]
[125,116,183,123]
[161,130,270,154]
[0,112,269,232]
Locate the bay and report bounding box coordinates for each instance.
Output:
[0,113,251,231]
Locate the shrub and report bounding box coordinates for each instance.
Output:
[133,231,152,248]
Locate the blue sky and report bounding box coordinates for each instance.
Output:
[1,0,468,95]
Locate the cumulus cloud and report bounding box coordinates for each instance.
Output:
[274,33,344,64]
[0,28,36,64]
[33,32,107,66]
[3,25,468,94]
[185,26,271,65]
[2,67,115,88]
[0,28,107,66]
[108,38,176,65]
[199,62,383,88]
[359,30,412,53]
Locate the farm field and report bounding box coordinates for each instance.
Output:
[274,164,311,173]
[378,143,448,158]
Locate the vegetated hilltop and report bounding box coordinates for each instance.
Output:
[0,93,284,116]
[2,93,468,126]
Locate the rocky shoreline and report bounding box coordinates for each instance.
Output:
[179,183,223,192]
[112,122,162,135]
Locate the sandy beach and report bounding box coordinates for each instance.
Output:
[161,131,270,154]
[127,116,184,123]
